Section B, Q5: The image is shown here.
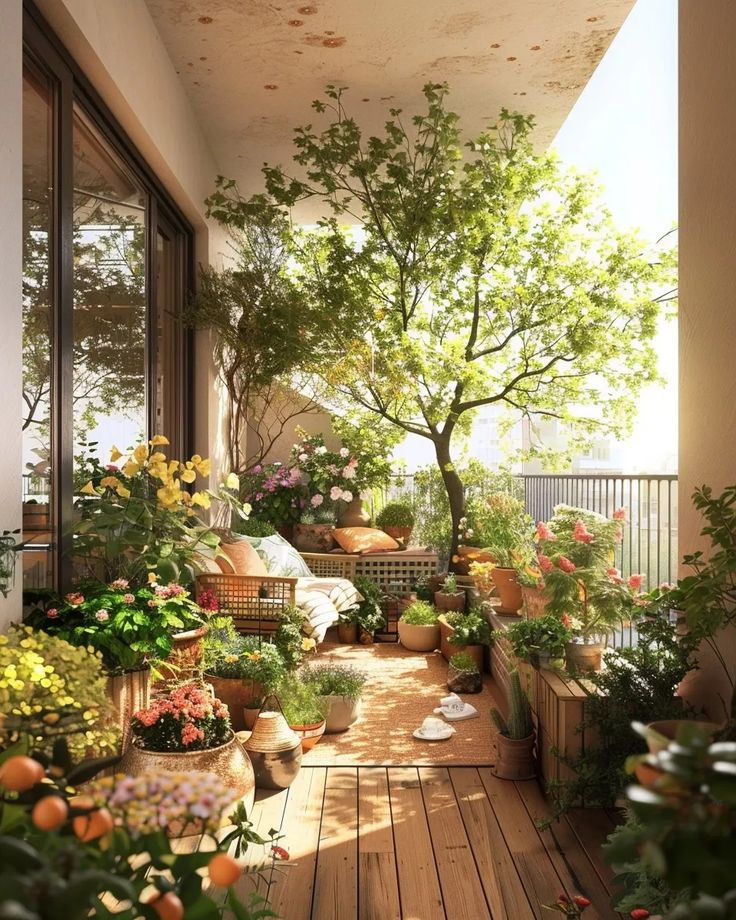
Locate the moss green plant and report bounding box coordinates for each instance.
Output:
[399,601,438,626]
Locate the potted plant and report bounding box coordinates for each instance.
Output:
[439,610,491,671]
[275,674,328,750]
[468,559,496,602]
[302,663,367,733]
[239,461,305,541]
[397,600,440,652]
[447,652,482,694]
[434,573,466,613]
[352,576,386,642]
[375,501,415,545]
[336,609,360,644]
[491,669,536,780]
[537,506,643,672]
[501,614,573,670]
[473,492,536,614]
[120,683,255,800]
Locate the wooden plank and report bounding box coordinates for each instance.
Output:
[388,767,445,920]
[450,768,534,919]
[358,768,401,920]
[478,769,567,919]
[565,808,619,893]
[238,785,290,903]
[515,781,620,920]
[268,767,327,920]
[418,768,491,920]
[312,766,358,920]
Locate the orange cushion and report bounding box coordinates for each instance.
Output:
[216,540,269,576]
[332,527,399,554]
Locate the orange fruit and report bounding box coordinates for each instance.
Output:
[147,892,184,920]
[32,795,69,831]
[73,806,114,842]
[0,756,45,792]
[207,853,242,887]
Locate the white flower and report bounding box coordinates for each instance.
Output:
[95,609,109,622]
[341,490,354,503]
[466,528,474,537]
[316,446,327,455]
[330,486,343,501]
[311,493,324,507]
[339,448,349,458]
[299,453,308,463]
[342,465,356,479]
[225,472,239,490]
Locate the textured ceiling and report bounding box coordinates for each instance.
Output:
[145,0,635,215]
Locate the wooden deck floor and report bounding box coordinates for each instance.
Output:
[241,766,622,920]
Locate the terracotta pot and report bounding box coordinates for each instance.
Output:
[635,760,666,788]
[158,625,209,682]
[645,719,721,754]
[397,620,440,653]
[382,525,413,545]
[565,640,604,673]
[454,545,495,575]
[293,523,335,553]
[438,615,484,670]
[521,584,549,620]
[243,706,261,731]
[289,718,326,751]
[322,695,361,733]
[434,591,466,613]
[494,731,536,781]
[447,662,482,694]
[204,674,264,732]
[337,496,371,528]
[118,733,256,816]
[106,667,151,752]
[490,567,523,615]
[337,622,359,644]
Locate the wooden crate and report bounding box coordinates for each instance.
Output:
[485,608,534,706]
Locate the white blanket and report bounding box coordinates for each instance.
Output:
[295,576,362,642]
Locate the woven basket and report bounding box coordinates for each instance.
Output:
[245,711,300,753]
[244,697,302,790]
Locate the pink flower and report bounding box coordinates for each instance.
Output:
[573,519,594,543]
[536,521,556,541]
[630,910,649,919]
[252,465,262,474]
[628,573,646,592]
[560,613,573,629]
[310,493,324,507]
[110,579,129,590]
[607,566,620,577]
[330,486,342,501]
[341,490,354,503]
[65,592,85,606]
[612,508,627,521]
[46,608,59,619]
[95,609,109,622]
[538,553,554,573]
[557,556,576,573]
[342,465,356,480]
[106,464,120,472]
[255,492,264,501]
[123,593,135,604]
[148,599,158,608]
[197,589,219,612]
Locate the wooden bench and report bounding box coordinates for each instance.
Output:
[300,549,439,598]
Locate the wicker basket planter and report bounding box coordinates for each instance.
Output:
[106,667,151,752]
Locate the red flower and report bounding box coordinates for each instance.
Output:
[573,519,594,543]
[537,521,556,541]
[612,507,627,521]
[573,896,591,908]
[538,553,554,573]
[630,911,649,919]
[197,589,219,612]
[557,556,576,573]
[46,608,59,619]
[271,845,290,860]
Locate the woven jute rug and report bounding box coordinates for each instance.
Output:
[301,640,499,767]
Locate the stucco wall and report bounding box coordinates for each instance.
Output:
[0,1,23,629]
[679,0,736,716]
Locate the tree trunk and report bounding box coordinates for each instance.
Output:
[434,435,465,572]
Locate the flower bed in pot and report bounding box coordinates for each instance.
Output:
[302,663,367,733]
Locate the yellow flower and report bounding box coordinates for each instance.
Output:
[190,454,203,465]
[157,481,182,507]
[149,452,167,464]
[148,572,158,584]
[109,446,123,462]
[148,462,168,481]
[191,491,211,509]
[181,469,197,484]
[115,484,131,499]
[80,481,97,496]
[245,652,262,662]
[301,637,316,651]
[150,435,170,446]
[225,472,240,490]
[99,476,120,489]
[196,459,211,477]
[122,460,140,478]
[133,444,149,463]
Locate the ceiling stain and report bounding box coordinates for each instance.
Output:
[424,53,495,76]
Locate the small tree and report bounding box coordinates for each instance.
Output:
[208,84,675,563]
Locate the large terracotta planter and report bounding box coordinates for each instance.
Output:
[490,567,523,615]
[565,640,604,673]
[434,590,466,613]
[118,733,256,815]
[494,732,536,780]
[438,614,485,670]
[337,496,371,528]
[106,667,151,752]
[337,622,358,643]
[289,719,326,750]
[397,620,440,652]
[521,584,549,620]
[322,695,361,733]
[204,673,264,732]
[293,523,335,553]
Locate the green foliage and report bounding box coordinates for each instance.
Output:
[447,611,492,646]
[501,614,572,662]
[376,501,415,529]
[549,617,696,813]
[233,517,278,537]
[459,492,535,569]
[273,605,313,672]
[440,574,459,595]
[449,652,478,673]
[412,575,433,601]
[330,415,400,491]
[491,670,533,739]
[349,577,386,633]
[202,624,287,688]
[240,462,304,529]
[274,675,328,724]
[604,726,736,919]
[400,601,438,626]
[302,663,367,700]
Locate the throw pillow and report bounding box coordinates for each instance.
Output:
[240,532,313,577]
[332,527,400,554]
[216,540,269,576]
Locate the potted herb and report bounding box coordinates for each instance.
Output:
[537,505,643,672]
[274,675,328,750]
[352,576,386,642]
[302,663,367,732]
[375,501,415,545]
[491,669,536,780]
[397,600,440,652]
[120,683,255,800]
[413,575,433,602]
[434,573,466,613]
[336,609,360,644]
[447,652,482,694]
[502,614,572,670]
[439,610,491,671]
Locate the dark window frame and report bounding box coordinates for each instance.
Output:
[23,1,194,590]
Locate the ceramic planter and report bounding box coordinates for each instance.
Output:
[289,718,326,751]
[292,523,335,553]
[322,695,361,733]
[438,615,484,670]
[398,619,440,652]
[106,667,151,752]
[337,496,371,528]
[434,590,466,613]
[490,567,523,615]
[447,663,482,694]
[118,733,256,814]
[337,622,359,643]
[204,674,264,732]
[494,732,536,781]
[565,640,604,673]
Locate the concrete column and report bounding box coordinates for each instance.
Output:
[0,0,24,628]
[679,0,736,715]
